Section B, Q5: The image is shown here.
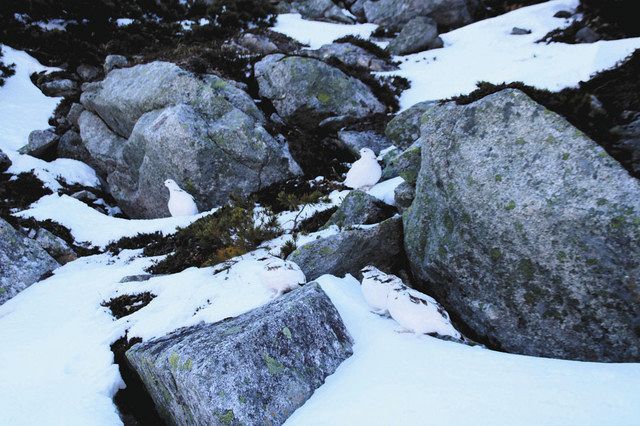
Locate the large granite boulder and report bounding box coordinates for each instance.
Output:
[404,89,640,362]
[288,216,402,280]
[126,282,353,425]
[255,54,385,125]
[1,218,59,305]
[79,62,300,218]
[363,0,478,30]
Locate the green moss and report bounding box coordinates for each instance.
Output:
[168,353,179,369]
[443,212,454,232]
[494,174,502,183]
[218,410,235,425]
[316,92,331,104]
[546,135,556,143]
[610,215,626,229]
[585,258,598,266]
[238,395,247,404]
[557,251,567,262]
[212,79,227,90]
[489,247,502,262]
[596,198,607,206]
[562,152,570,160]
[282,326,292,340]
[505,200,516,211]
[263,353,285,374]
[518,258,535,281]
[515,137,526,145]
[181,359,193,371]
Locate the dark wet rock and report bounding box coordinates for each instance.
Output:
[404,89,640,362]
[511,27,532,35]
[255,54,385,125]
[1,218,59,305]
[288,216,402,280]
[337,130,392,156]
[126,282,353,425]
[40,78,78,97]
[325,189,395,228]
[554,10,572,19]
[76,64,101,82]
[387,17,441,55]
[19,129,58,158]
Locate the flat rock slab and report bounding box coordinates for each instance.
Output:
[126,282,353,425]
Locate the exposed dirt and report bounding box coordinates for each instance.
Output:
[102,293,156,319]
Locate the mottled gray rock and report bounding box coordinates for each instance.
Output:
[387,17,441,55]
[76,64,101,81]
[289,216,402,280]
[40,78,78,97]
[404,89,640,362]
[79,62,298,218]
[385,101,433,149]
[576,27,601,43]
[255,54,385,124]
[337,130,392,156]
[119,274,153,283]
[57,130,91,163]
[394,180,414,211]
[104,54,128,73]
[106,104,299,218]
[325,190,394,228]
[280,0,354,23]
[388,141,421,185]
[126,282,353,426]
[66,102,85,127]
[235,33,278,55]
[33,228,77,265]
[70,190,97,202]
[306,42,397,72]
[1,218,60,305]
[19,129,58,157]
[363,0,478,30]
[0,149,11,173]
[511,27,532,35]
[82,61,263,139]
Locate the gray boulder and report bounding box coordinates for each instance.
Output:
[306,42,397,72]
[385,101,434,149]
[325,189,394,228]
[19,129,58,157]
[404,89,640,362]
[1,218,60,305]
[576,27,601,43]
[288,216,402,280]
[66,102,85,127]
[337,130,392,156]
[33,228,77,265]
[363,0,478,30]
[126,282,353,426]
[57,130,91,163]
[255,54,385,125]
[235,33,279,55]
[76,64,101,81]
[394,180,415,211]
[104,54,129,74]
[79,62,299,218]
[388,141,421,185]
[0,149,11,173]
[387,17,442,55]
[40,78,78,97]
[278,0,354,23]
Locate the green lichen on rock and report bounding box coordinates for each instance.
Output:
[282,327,292,340]
[263,353,285,374]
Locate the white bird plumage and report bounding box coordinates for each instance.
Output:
[388,286,461,339]
[344,148,382,189]
[360,265,405,314]
[260,258,306,297]
[164,179,199,217]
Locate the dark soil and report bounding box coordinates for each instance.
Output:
[102,293,156,319]
[0,45,16,86]
[333,35,391,60]
[106,232,167,255]
[252,177,340,213]
[0,172,52,222]
[479,1,548,19]
[110,336,165,426]
[450,49,640,178]
[297,206,339,234]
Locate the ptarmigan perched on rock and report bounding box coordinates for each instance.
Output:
[164,179,199,217]
[344,148,382,189]
[360,265,405,314]
[260,258,306,297]
[388,286,461,339]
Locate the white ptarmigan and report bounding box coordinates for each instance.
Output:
[344,148,382,189]
[360,265,406,314]
[260,258,306,297]
[388,286,462,339]
[164,179,199,217]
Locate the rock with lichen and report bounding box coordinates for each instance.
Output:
[126,282,352,426]
[404,88,640,362]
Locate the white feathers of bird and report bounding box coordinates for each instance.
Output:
[361,265,405,314]
[259,258,306,297]
[164,179,199,217]
[344,148,382,189]
[360,265,461,339]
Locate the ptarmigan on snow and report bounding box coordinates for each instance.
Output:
[388,286,461,339]
[360,265,406,314]
[344,148,382,189]
[260,258,306,297]
[164,179,199,217]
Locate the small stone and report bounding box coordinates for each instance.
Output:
[104,54,129,74]
[119,274,153,283]
[554,10,572,19]
[575,27,601,43]
[324,189,395,228]
[57,130,91,163]
[71,190,97,202]
[386,16,440,56]
[34,228,77,265]
[394,180,415,211]
[0,149,11,173]
[20,129,59,158]
[511,27,532,35]
[76,64,101,81]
